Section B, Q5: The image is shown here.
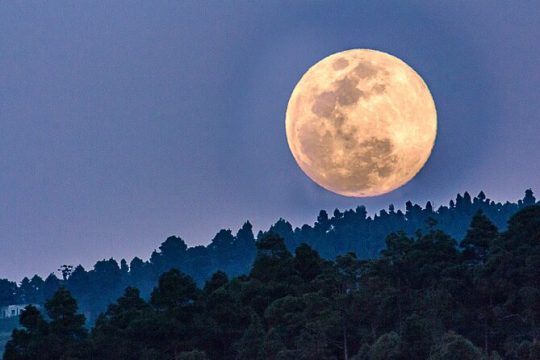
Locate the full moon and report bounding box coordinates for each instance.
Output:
[286,49,437,197]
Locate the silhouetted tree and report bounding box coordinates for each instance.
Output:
[2,192,540,359]
[45,287,89,358]
[3,305,49,360]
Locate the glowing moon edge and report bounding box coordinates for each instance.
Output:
[285,49,437,197]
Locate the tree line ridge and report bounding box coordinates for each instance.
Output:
[3,198,540,358]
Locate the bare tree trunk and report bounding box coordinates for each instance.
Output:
[484,293,493,353]
[484,320,488,355]
[532,318,537,343]
[397,279,403,336]
[343,321,349,360]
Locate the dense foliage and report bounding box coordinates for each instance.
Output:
[0,190,536,326]
[4,203,540,359]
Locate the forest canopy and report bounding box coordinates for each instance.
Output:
[1,190,539,359]
[2,192,540,359]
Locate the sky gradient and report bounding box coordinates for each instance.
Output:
[1,1,540,280]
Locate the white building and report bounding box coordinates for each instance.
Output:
[0,304,39,319]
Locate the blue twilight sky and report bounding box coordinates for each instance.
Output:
[1,1,539,280]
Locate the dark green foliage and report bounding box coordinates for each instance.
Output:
[4,289,89,360]
[91,287,150,359]
[0,191,534,330]
[530,342,540,359]
[401,314,434,358]
[150,268,198,310]
[369,332,401,360]
[42,274,60,303]
[203,271,228,295]
[149,269,200,358]
[294,243,324,282]
[351,344,370,360]
[45,287,89,358]
[3,305,48,360]
[2,194,540,359]
[179,350,209,359]
[461,210,498,263]
[235,314,264,360]
[431,331,483,360]
[262,328,286,359]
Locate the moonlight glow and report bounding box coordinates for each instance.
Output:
[286,49,437,197]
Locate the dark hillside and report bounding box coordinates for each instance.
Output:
[0,190,536,327]
[4,204,540,359]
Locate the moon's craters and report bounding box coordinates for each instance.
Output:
[353,61,380,79]
[311,75,363,118]
[311,91,337,118]
[357,137,396,179]
[297,124,334,171]
[335,76,363,106]
[371,83,386,95]
[338,137,396,192]
[298,122,397,192]
[332,58,349,70]
[286,49,437,197]
[311,60,387,120]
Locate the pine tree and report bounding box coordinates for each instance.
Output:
[262,328,286,359]
[45,287,89,358]
[235,314,265,360]
[3,305,49,360]
[460,210,498,263]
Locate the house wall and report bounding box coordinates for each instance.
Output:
[0,304,39,319]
